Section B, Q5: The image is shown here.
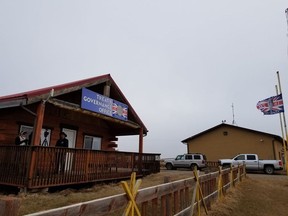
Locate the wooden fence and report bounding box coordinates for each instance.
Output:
[26,164,246,216]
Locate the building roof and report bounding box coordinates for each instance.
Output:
[0,74,110,103]
[181,123,284,144]
[0,74,148,134]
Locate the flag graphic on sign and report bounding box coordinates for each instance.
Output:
[112,102,128,120]
[256,94,284,115]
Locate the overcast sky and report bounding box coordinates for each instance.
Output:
[1,1,288,158]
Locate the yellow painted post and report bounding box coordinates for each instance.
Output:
[121,172,142,216]
[194,168,200,216]
[193,167,208,216]
[218,166,223,200]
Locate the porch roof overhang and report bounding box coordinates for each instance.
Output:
[48,98,143,136]
[47,98,141,136]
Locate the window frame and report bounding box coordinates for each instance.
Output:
[19,125,52,146]
[83,135,102,150]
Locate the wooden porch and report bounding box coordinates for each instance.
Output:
[0,146,160,189]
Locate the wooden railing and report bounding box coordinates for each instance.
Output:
[0,146,160,189]
[206,161,220,167]
[26,165,246,216]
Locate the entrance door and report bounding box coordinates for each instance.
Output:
[62,128,77,171]
[62,128,76,148]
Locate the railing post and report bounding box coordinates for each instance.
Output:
[131,153,135,172]
[85,151,91,181]
[27,146,36,189]
[139,153,143,175]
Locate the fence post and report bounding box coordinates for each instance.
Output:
[164,176,171,215]
[238,165,241,182]
[193,167,208,216]
[121,172,142,216]
[218,166,223,200]
[0,197,21,216]
[230,164,234,187]
[196,170,200,215]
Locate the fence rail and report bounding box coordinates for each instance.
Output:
[26,164,246,216]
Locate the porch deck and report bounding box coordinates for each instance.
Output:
[0,146,160,189]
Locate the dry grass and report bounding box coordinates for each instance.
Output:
[16,170,194,215]
[208,174,288,216]
[3,170,288,216]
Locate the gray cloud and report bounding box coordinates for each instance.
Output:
[1,0,288,157]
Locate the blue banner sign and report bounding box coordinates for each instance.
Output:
[81,88,128,121]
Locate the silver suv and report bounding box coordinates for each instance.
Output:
[164,153,207,170]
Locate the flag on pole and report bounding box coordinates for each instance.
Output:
[256,94,284,115]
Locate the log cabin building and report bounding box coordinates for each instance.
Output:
[0,74,160,190]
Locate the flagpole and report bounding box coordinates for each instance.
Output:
[275,85,287,173]
[276,71,288,175]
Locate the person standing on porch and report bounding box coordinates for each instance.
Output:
[15,131,28,146]
[55,132,69,173]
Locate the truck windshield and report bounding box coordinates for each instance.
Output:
[235,155,245,160]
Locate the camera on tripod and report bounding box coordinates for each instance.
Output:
[44,130,49,138]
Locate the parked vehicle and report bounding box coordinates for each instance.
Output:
[164,153,207,170]
[218,154,283,174]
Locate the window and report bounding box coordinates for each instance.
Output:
[223,131,228,136]
[84,135,101,150]
[20,125,51,146]
[247,155,256,160]
[194,155,201,160]
[235,155,245,160]
[185,155,193,160]
[176,155,184,160]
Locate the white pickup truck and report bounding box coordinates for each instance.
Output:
[218,154,283,174]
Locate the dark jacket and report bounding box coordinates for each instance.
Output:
[55,138,69,148]
[15,136,28,146]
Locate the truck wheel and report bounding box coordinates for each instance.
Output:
[190,164,198,171]
[166,163,173,170]
[264,166,274,174]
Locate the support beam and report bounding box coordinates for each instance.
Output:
[27,101,45,188]
[32,101,46,146]
[103,81,111,97]
[138,128,143,174]
[139,127,143,153]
